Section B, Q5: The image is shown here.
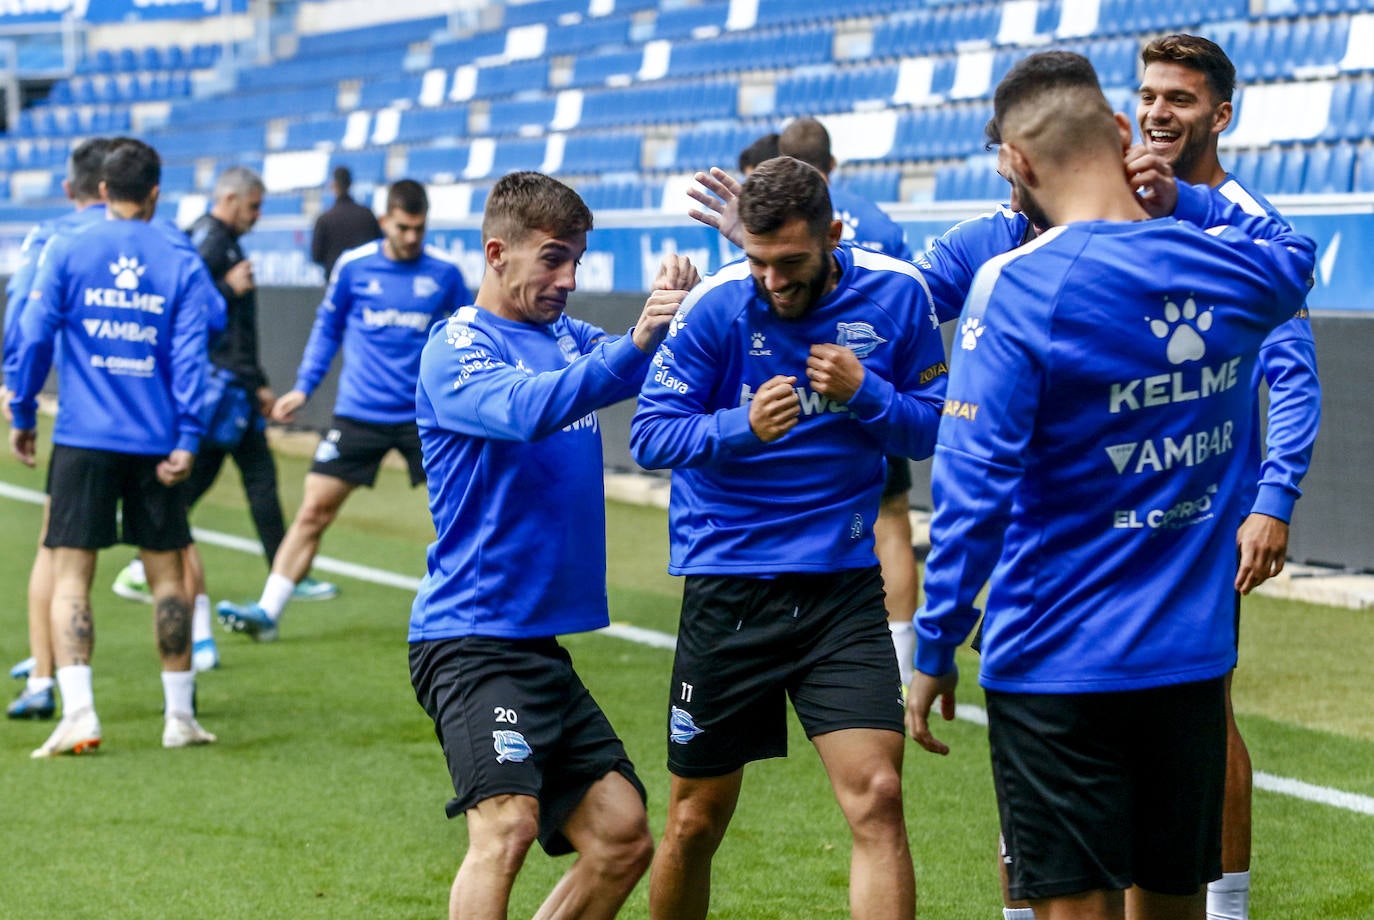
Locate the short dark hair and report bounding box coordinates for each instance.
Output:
[333,165,352,193]
[482,171,593,244]
[1141,34,1236,103]
[386,178,428,215]
[993,51,1105,140]
[983,116,1001,150]
[776,118,832,176]
[737,156,832,238]
[738,132,779,173]
[101,137,161,204]
[68,137,112,201]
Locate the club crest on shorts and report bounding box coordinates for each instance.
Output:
[492,730,532,764]
[835,322,886,358]
[669,706,703,744]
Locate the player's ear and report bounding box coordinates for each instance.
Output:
[1212,100,1233,136]
[1114,112,1133,153]
[1004,143,1034,187]
[827,218,843,249]
[484,238,505,271]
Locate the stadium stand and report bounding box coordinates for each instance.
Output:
[2,0,1374,221]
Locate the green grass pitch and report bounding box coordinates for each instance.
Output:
[0,438,1370,918]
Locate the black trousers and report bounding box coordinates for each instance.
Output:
[185,416,286,568]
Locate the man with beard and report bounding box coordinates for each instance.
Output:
[632,155,947,920]
[1136,34,1322,920]
[907,51,1315,920]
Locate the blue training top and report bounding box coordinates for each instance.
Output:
[916,182,1317,694]
[409,306,653,641]
[631,243,947,576]
[293,242,469,425]
[9,215,210,455]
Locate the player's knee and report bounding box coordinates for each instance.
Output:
[584,817,654,886]
[294,499,339,535]
[663,799,731,853]
[843,767,906,838]
[467,809,539,871]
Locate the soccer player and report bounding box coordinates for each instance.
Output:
[3,138,114,720]
[1137,36,1322,920]
[408,171,691,919]
[737,132,779,176]
[8,138,219,756]
[216,180,469,641]
[632,155,947,920]
[776,116,926,689]
[906,51,1316,920]
[311,165,382,278]
[111,165,335,669]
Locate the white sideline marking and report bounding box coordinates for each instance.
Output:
[4,478,1373,817]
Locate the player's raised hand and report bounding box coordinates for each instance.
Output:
[632,289,690,354]
[806,343,865,404]
[747,374,800,443]
[687,167,745,249]
[1125,144,1178,218]
[653,253,701,292]
[906,667,959,756]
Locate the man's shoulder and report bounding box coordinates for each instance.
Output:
[1216,174,1282,220]
[336,240,382,273]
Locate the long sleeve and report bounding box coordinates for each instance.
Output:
[1251,318,1320,521]
[8,238,67,431]
[916,260,1049,678]
[3,224,49,389]
[292,262,352,396]
[422,316,651,442]
[169,262,209,453]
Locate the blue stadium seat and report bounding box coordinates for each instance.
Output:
[475,59,548,97]
[405,145,470,183]
[395,106,468,144]
[359,75,424,110]
[1355,145,1374,192]
[1302,143,1355,192]
[1321,80,1355,142]
[487,97,557,134]
[561,131,643,174]
[1340,79,1374,140]
[332,149,387,185]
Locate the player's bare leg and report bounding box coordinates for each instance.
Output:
[814,727,914,920]
[534,771,653,920]
[650,769,744,920]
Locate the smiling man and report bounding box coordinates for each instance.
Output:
[631,155,947,920]
[1138,35,1322,920]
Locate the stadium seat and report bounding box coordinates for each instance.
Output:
[1354,144,1374,191]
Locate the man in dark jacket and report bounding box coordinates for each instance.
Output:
[311,166,381,278]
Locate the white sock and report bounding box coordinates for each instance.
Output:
[161,669,196,719]
[258,572,295,621]
[889,620,915,687]
[128,557,146,581]
[1004,909,1035,920]
[56,664,94,715]
[26,675,55,694]
[192,593,213,643]
[1207,870,1250,920]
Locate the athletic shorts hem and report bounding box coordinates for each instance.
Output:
[804,719,904,740]
[1008,872,1134,903]
[667,751,783,779]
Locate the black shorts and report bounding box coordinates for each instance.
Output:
[310,415,424,488]
[44,445,191,551]
[987,677,1226,901]
[882,455,912,499]
[409,636,646,857]
[666,566,905,778]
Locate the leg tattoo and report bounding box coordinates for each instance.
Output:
[156,596,192,657]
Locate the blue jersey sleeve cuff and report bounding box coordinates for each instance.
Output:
[717,405,763,452]
[1172,181,1211,227]
[176,433,202,455]
[10,399,37,431]
[1250,485,1297,523]
[915,639,958,678]
[604,332,654,382]
[847,368,892,420]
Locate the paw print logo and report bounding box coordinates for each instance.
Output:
[1150,297,1213,365]
[959,317,986,351]
[751,332,766,350]
[444,317,473,349]
[109,255,145,290]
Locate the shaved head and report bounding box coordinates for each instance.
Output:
[994,52,1119,165]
